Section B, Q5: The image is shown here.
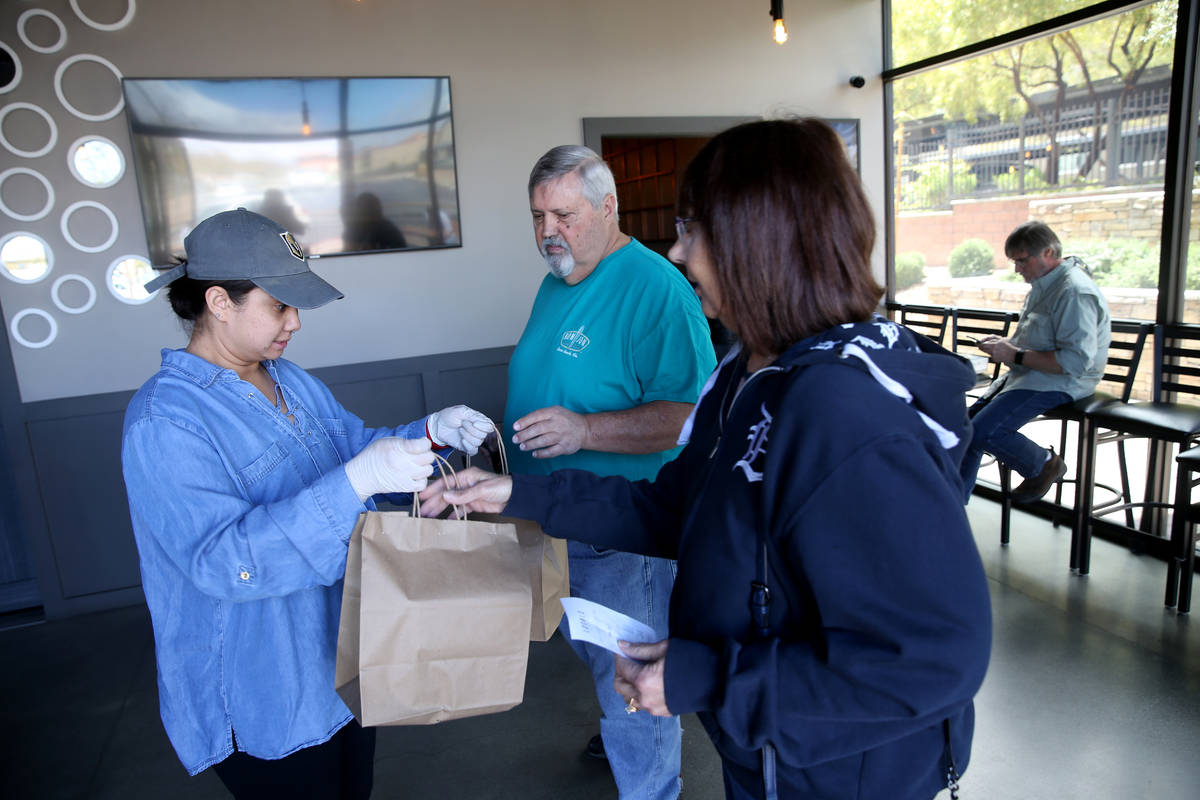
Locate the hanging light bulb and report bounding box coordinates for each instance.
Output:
[299,80,312,136]
[770,0,787,45]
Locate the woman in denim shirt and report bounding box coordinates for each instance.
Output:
[122,209,493,799]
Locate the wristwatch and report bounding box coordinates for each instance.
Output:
[1014,349,1026,366]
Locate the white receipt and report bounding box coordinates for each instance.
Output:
[560,597,660,656]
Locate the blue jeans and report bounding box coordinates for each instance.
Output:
[565,540,682,800]
[961,388,1073,502]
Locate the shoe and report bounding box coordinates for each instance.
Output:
[1011,451,1067,504]
[584,733,607,761]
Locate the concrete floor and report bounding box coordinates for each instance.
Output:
[2,499,1198,799]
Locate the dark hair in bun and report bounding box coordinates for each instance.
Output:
[164,260,256,328]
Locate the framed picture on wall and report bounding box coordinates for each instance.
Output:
[123,76,462,265]
[827,118,860,174]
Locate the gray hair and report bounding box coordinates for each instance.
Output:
[527,145,618,213]
[1005,221,1062,259]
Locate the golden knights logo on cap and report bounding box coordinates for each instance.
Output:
[280,231,305,260]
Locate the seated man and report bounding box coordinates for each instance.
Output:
[960,221,1111,503]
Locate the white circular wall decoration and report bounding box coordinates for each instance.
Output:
[0,41,22,94]
[60,200,119,253]
[67,135,124,188]
[17,9,68,54]
[10,308,58,349]
[54,54,124,122]
[0,102,59,158]
[0,167,55,222]
[70,0,137,32]
[52,274,97,314]
[0,231,53,284]
[107,254,156,304]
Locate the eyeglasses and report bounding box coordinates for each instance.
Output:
[1010,254,1033,266]
[674,216,697,241]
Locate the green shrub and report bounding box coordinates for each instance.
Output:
[903,159,977,209]
[894,251,926,290]
[948,238,996,278]
[993,166,1049,193]
[1106,259,1159,289]
[1069,238,1200,290]
[1071,239,1159,289]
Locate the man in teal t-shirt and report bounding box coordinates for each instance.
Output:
[506,145,715,800]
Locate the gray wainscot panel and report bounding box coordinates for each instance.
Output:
[19,346,512,618]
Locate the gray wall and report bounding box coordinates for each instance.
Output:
[14,346,512,618]
[0,0,884,616]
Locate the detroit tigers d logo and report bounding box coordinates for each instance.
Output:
[734,404,772,483]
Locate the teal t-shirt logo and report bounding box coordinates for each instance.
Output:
[558,325,590,357]
[505,238,716,480]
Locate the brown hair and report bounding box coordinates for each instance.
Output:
[1005,220,1062,259]
[678,118,881,355]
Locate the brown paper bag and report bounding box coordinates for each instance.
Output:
[334,507,532,726]
[473,514,568,641]
[471,429,569,642]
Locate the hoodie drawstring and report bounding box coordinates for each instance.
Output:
[840,342,961,450]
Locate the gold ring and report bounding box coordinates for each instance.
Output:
[624,696,638,714]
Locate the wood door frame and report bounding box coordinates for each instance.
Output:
[582,116,759,154]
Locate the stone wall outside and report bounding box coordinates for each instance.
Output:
[895,189,1200,270]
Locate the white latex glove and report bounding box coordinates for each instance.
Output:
[344,437,436,502]
[426,405,495,455]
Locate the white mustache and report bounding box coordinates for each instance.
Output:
[540,235,569,256]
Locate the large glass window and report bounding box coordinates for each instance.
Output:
[892,0,1101,65]
[1186,77,1200,320]
[890,1,1178,324]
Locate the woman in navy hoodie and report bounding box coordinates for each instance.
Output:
[421,118,992,800]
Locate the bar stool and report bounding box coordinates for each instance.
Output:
[951,307,1019,395]
[996,320,1150,550]
[1077,324,1200,577]
[885,301,950,346]
[1167,446,1200,613]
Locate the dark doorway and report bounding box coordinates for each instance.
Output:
[585,118,758,359]
[601,136,710,260]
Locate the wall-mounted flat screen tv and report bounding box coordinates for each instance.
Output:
[123,76,461,265]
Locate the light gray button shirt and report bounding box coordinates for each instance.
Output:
[1004,256,1111,400]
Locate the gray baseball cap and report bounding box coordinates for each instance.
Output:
[144,208,343,309]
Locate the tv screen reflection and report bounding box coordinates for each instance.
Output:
[123,76,461,265]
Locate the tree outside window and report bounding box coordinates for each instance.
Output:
[889,0,1181,323]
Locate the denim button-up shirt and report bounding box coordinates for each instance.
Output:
[1006,256,1111,400]
[122,348,428,775]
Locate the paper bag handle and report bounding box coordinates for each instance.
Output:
[490,421,510,477]
[413,422,508,520]
[412,451,468,521]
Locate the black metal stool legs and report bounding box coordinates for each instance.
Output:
[1072,415,1098,574]
[1165,467,1187,608]
[1179,528,1196,613]
[1000,466,1012,545]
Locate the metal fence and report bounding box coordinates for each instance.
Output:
[897,82,1173,211]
